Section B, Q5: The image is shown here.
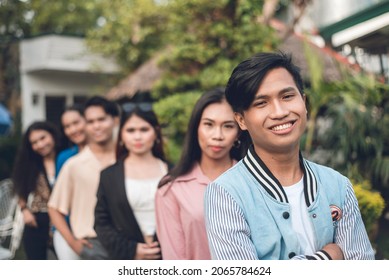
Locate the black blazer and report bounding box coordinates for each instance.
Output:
[94,160,159,259]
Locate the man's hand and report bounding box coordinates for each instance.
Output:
[322,243,344,260]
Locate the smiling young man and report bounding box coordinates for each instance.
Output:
[48,96,119,259]
[204,52,374,260]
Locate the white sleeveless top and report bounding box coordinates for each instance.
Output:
[125,160,167,236]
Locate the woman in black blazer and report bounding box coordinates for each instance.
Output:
[94,101,168,260]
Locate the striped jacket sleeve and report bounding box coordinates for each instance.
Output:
[333,180,375,260]
[204,182,258,260]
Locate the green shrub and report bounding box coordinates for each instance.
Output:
[353,180,385,235]
[154,91,202,163]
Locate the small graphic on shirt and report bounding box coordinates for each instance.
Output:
[330,205,342,222]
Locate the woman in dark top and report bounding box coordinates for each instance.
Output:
[94,102,168,259]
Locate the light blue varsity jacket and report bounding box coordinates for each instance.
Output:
[205,146,375,260]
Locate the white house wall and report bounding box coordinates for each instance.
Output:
[20,35,119,74]
[20,35,119,131]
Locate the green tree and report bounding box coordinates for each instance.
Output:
[87,0,278,97]
[28,0,103,35]
[87,0,169,73]
[302,39,341,156]
[154,0,278,97]
[322,74,389,195]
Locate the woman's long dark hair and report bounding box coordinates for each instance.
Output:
[116,107,166,162]
[12,121,61,200]
[159,87,250,187]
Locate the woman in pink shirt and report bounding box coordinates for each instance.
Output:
[155,88,249,259]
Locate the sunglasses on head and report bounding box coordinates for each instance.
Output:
[122,102,153,112]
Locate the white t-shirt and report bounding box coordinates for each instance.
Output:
[283,176,316,255]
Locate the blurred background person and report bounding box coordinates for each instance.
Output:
[155,88,248,259]
[94,100,168,259]
[56,104,87,174]
[48,96,119,260]
[12,121,61,259]
[53,104,87,260]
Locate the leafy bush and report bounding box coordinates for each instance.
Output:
[353,180,385,235]
[154,91,201,163]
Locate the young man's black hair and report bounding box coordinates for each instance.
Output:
[225,52,304,113]
[84,96,120,118]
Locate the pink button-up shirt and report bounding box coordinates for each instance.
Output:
[155,163,211,260]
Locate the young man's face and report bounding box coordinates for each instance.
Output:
[84,105,116,146]
[235,67,307,155]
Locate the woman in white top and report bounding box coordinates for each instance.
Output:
[94,101,168,259]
